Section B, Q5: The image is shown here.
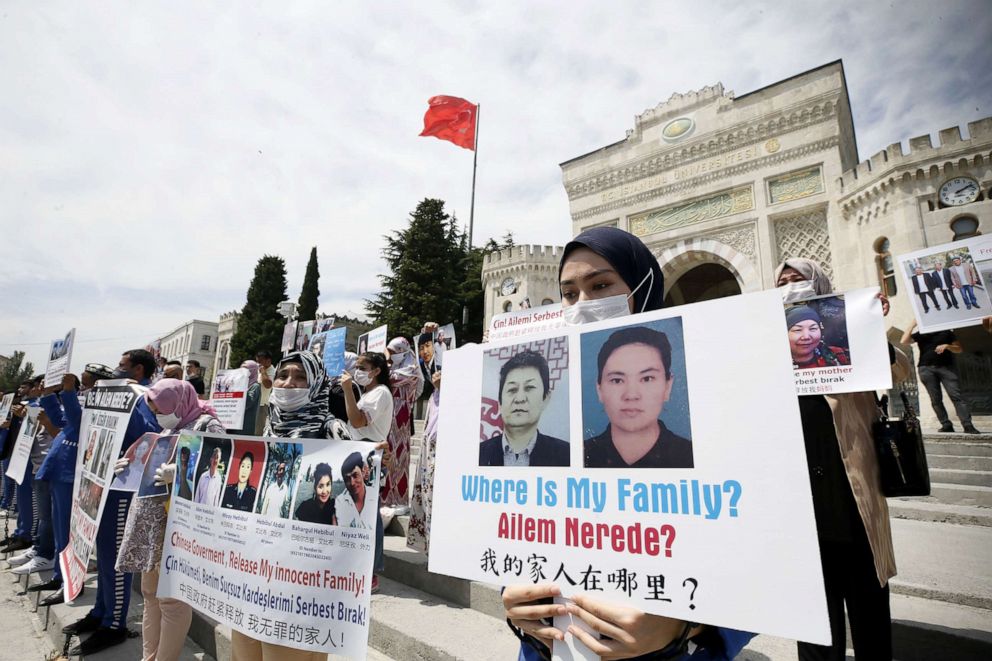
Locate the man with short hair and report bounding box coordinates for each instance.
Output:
[949,256,982,310]
[335,452,370,529]
[255,350,276,435]
[185,359,205,396]
[584,326,694,468]
[164,360,183,380]
[911,265,940,314]
[177,446,193,500]
[931,262,959,310]
[62,350,159,655]
[259,461,289,517]
[194,447,225,507]
[479,350,569,467]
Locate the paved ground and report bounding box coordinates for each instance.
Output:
[0,572,57,661]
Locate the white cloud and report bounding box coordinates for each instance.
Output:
[2,0,990,371]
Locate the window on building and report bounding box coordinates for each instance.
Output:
[200,335,211,351]
[502,300,513,313]
[950,215,981,241]
[873,236,897,297]
[541,298,554,306]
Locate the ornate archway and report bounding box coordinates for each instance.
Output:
[654,237,759,305]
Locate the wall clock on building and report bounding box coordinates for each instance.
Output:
[499,277,517,296]
[939,177,980,206]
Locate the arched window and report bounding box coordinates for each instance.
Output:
[950,215,981,241]
[541,298,554,306]
[502,300,513,313]
[873,237,897,297]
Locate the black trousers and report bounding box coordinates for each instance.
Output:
[798,531,892,660]
[937,288,959,308]
[916,290,939,312]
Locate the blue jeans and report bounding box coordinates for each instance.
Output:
[33,478,55,559]
[960,285,979,308]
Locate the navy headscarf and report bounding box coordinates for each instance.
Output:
[559,227,666,313]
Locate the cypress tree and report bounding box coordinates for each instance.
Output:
[297,246,320,322]
[229,255,289,366]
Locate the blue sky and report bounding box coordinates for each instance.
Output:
[1,0,990,374]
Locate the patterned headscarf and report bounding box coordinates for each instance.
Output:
[774,258,834,295]
[265,351,336,439]
[240,360,260,388]
[146,379,217,430]
[386,337,420,380]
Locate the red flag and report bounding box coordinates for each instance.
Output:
[419,95,477,150]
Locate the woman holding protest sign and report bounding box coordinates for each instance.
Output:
[114,378,223,661]
[776,257,909,660]
[340,351,393,593]
[229,359,262,435]
[231,350,346,661]
[503,227,754,660]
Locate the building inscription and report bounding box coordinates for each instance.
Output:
[629,186,755,237]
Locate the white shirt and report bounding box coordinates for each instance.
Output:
[260,480,289,517]
[195,470,224,507]
[346,384,394,443]
[914,274,929,290]
[259,366,276,405]
[334,490,371,529]
[931,270,948,289]
[952,265,969,285]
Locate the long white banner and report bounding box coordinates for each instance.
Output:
[159,432,380,659]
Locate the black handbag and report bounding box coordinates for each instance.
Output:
[873,392,931,497]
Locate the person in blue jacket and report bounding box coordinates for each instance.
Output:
[503,228,754,660]
[33,365,116,606]
[62,350,160,656]
[0,381,31,515]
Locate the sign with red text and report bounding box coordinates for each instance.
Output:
[487,303,565,342]
[159,432,380,659]
[897,235,992,333]
[783,287,891,395]
[430,289,830,644]
[210,368,250,429]
[60,381,144,602]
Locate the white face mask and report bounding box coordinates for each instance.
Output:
[155,412,181,430]
[780,280,817,303]
[354,370,372,387]
[562,269,654,326]
[270,387,310,412]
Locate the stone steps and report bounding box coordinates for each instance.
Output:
[888,498,992,527]
[927,454,992,471]
[929,468,992,488]
[926,483,992,507]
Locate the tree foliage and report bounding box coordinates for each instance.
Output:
[230,255,289,367]
[297,246,320,322]
[0,351,34,393]
[365,198,514,343]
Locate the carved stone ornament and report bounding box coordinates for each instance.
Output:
[774,209,834,278]
[768,167,824,205]
[630,186,754,237]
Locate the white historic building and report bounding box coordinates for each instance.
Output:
[482,60,991,425]
[210,311,240,380]
[158,319,219,384]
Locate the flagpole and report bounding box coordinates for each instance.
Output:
[468,103,479,248]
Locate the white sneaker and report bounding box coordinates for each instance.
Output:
[11,555,54,575]
[7,547,37,567]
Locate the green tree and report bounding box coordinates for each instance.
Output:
[0,351,34,393]
[229,255,289,366]
[297,246,320,322]
[366,199,468,339]
[366,199,515,343]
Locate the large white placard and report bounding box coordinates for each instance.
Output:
[0,393,15,424]
[211,368,250,429]
[59,381,144,602]
[784,287,891,395]
[429,289,829,644]
[5,405,40,485]
[44,328,76,388]
[897,235,992,332]
[159,432,380,659]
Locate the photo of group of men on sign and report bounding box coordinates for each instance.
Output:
[908,248,989,318]
[477,316,694,470]
[172,434,378,529]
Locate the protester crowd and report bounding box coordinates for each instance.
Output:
[1,226,989,661]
